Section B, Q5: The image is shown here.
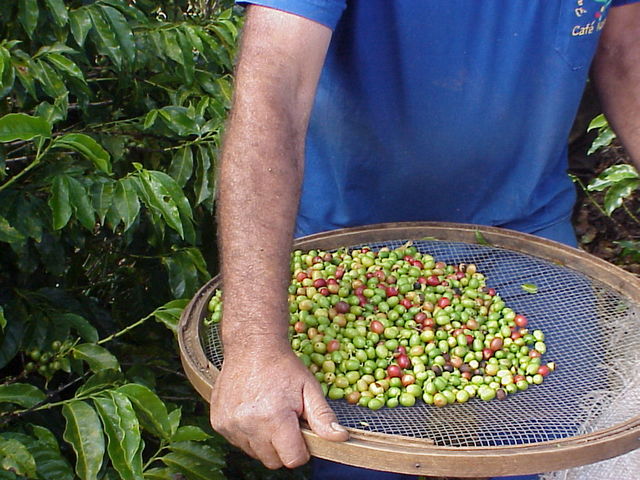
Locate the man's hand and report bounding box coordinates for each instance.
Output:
[209,346,348,469]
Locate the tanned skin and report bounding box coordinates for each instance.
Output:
[591,3,640,167]
[210,6,347,471]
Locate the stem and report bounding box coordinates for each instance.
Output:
[143,79,176,93]
[623,202,640,226]
[143,443,169,471]
[573,175,610,219]
[1,370,28,386]
[0,141,46,192]
[86,77,118,83]
[0,373,92,425]
[162,133,218,152]
[97,311,155,345]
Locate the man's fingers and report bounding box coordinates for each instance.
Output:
[271,413,311,468]
[302,380,349,442]
[248,438,283,470]
[234,439,258,461]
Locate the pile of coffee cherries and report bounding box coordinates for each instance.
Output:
[208,245,555,410]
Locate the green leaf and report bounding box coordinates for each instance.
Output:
[0,307,5,332]
[45,53,85,82]
[0,113,51,142]
[49,175,73,230]
[0,438,36,479]
[603,178,640,216]
[18,0,39,39]
[73,343,120,372]
[100,5,136,68]
[587,113,608,132]
[0,216,25,244]
[0,48,15,98]
[184,248,208,275]
[160,29,184,66]
[76,369,124,396]
[144,468,174,480]
[52,313,99,343]
[33,42,77,58]
[91,180,115,225]
[117,384,172,440]
[70,7,93,47]
[34,59,68,99]
[62,401,105,480]
[152,299,188,335]
[587,164,640,192]
[147,170,195,243]
[53,133,112,174]
[34,232,66,275]
[98,0,147,23]
[168,408,181,437]
[162,251,199,299]
[94,392,144,480]
[616,240,640,262]
[588,126,616,155]
[0,316,24,370]
[4,431,74,480]
[58,357,72,373]
[220,17,239,39]
[158,107,199,137]
[211,23,235,49]
[6,195,44,242]
[0,469,16,479]
[100,135,125,162]
[216,76,233,105]
[34,97,67,125]
[176,29,195,85]
[169,147,194,188]
[161,442,225,480]
[135,170,184,238]
[88,5,123,69]
[171,426,211,443]
[44,0,68,26]
[194,145,212,206]
[14,57,37,99]
[183,25,204,53]
[474,229,490,246]
[0,383,45,408]
[112,177,140,231]
[67,176,96,230]
[30,425,58,450]
[521,283,538,294]
[143,110,158,130]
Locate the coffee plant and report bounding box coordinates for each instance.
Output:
[0,1,251,479]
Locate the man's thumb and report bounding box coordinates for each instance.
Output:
[303,382,349,441]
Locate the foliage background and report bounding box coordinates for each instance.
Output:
[0,1,310,478]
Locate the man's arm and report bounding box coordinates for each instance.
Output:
[209,5,348,470]
[591,3,640,167]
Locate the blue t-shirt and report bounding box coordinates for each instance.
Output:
[238,0,638,236]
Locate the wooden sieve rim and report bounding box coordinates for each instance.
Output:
[178,222,640,477]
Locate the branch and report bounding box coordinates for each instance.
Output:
[0,372,91,426]
[0,143,46,192]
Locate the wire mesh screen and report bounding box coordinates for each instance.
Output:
[201,239,640,448]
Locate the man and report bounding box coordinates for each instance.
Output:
[208,1,640,479]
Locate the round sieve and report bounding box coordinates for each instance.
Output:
[178,222,640,477]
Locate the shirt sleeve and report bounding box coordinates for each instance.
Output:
[236,0,346,30]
